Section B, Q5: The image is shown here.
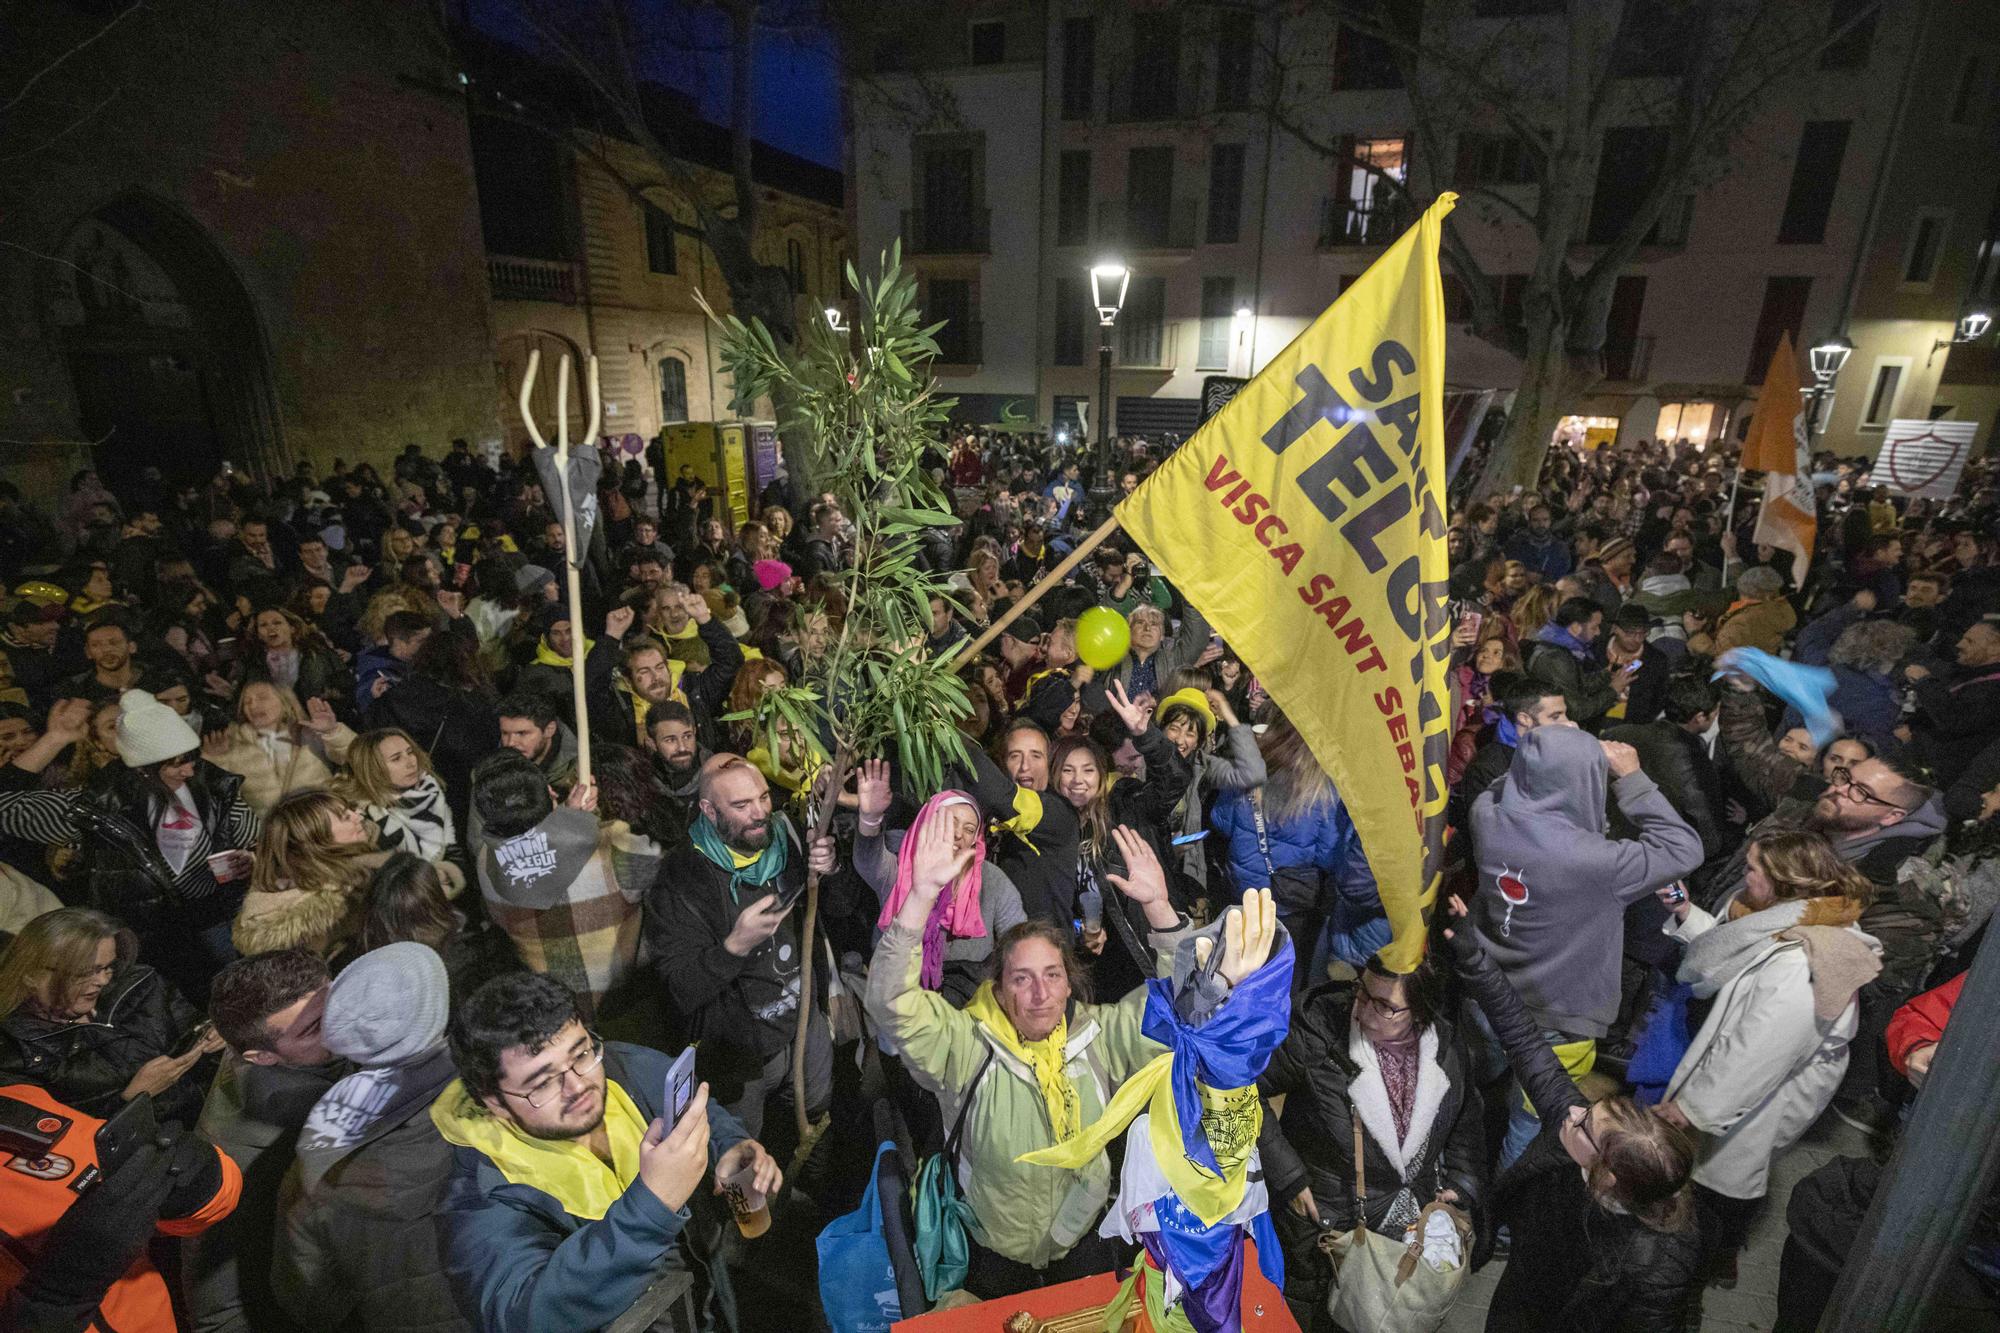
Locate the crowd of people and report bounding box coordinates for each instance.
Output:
[0,423,1994,1332]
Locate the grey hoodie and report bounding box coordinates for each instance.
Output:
[1470,725,1704,1037]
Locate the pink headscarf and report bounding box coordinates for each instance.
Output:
[876,791,987,991]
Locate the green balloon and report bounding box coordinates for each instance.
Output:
[1075,606,1131,670]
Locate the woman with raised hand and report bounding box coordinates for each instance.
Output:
[202,682,354,816]
[864,820,1193,1298]
[1444,895,1704,1332]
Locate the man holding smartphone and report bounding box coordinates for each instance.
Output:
[644,754,838,1140]
[432,972,777,1333]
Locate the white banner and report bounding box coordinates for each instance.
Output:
[1875,419,1977,499]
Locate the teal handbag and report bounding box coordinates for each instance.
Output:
[913,1049,994,1302]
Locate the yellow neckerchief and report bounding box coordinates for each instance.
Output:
[428,1075,647,1220]
[534,633,595,669]
[990,786,1046,851]
[728,845,758,870]
[962,982,1080,1143]
[616,663,688,735]
[656,620,700,643]
[1019,1050,1260,1228]
[498,535,520,553]
[747,744,814,794]
[69,594,113,616]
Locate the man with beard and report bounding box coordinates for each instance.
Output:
[0,599,65,708]
[65,615,146,702]
[643,702,706,824]
[1503,502,1573,582]
[431,972,778,1333]
[1900,615,2000,787]
[497,692,579,796]
[593,592,739,748]
[643,756,836,1137]
[1706,668,1949,1134]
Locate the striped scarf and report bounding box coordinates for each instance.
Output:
[366,775,454,862]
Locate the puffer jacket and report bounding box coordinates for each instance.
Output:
[1211,783,1387,964]
[0,961,207,1123]
[203,724,355,817]
[863,914,1193,1268]
[232,850,398,959]
[1258,981,1484,1312]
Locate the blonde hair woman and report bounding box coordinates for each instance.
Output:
[0,908,223,1121]
[1656,828,1881,1277]
[232,791,389,958]
[202,681,354,815]
[334,728,455,863]
[1508,584,1562,641]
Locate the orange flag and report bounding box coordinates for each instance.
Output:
[1739,331,1816,585]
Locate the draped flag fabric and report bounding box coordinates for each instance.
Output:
[531,445,602,567]
[1115,195,1458,973]
[1740,330,1817,586]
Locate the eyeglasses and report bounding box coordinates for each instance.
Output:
[1355,987,1410,1018]
[499,1031,605,1108]
[1573,1106,1601,1153]
[1828,766,1900,811]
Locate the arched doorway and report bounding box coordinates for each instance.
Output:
[49,195,283,487]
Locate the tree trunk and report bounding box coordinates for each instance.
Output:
[1472,319,1597,499]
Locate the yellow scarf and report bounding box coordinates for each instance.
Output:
[962,982,1080,1143]
[534,634,595,669]
[429,1076,647,1220]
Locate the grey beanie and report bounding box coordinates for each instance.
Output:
[323,942,450,1068]
[515,564,557,595]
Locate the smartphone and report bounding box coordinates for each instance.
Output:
[1460,610,1484,638]
[1660,881,1688,906]
[1625,659,1644,673]
[770,878,808,914]
[664,1047,698,1126]
[1170,830,1210,846]
[94,1092,158,1179]
[172,1019,215,1058]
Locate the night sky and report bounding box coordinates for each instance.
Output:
[467,0,843,169]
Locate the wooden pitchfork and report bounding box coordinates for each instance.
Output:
[517,348,601,785]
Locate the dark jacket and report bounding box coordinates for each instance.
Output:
[0,962,207,1123]
[434,1042,748,1333]
[591,619,744,750]
[1081,726,1194,997]
[243,642,357,723]
[1454,935,1703,1332]
[273,1049,470,1332]
[1524,637,1619,727]
[1603,720,1729,862]
[1257,982,1484,1236]
[962,745,1083,927]
[644,822,812,1099]
[1908,661,2000,788]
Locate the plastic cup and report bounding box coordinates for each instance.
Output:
[1078,887,1103,934]
[719,1161,770,1239]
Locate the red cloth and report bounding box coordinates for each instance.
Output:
[1885,971,1964,1076]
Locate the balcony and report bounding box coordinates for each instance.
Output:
[1601,335,1656,383]
[1317,196,1412,249]
[1105,66,1199,123]
[1095,197,1200,251]
[933,319,984,366]
[487,256,581,305]
[901,208,991,256]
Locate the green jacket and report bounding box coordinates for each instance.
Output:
[864,917,1190,1267]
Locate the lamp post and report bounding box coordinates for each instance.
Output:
[1089,261,1129,489]
[1928,310,1992,365]
[1806,331,1854,442]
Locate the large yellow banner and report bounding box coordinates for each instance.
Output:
[1116,194,1456,973]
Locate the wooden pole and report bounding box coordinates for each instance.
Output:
[519,349,601,786]
[951,513,1123,669]
[1822,922,2000,1330]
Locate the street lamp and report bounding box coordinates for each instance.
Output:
[1930,310,1993,364]
[1805,332,1853,441]
[1089,261,1129,487]
[824,306,848,334]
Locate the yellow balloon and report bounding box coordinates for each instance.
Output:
[1075,606,1131,670]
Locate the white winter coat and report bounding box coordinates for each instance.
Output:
[1663,904,1874,1199]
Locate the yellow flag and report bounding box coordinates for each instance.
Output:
[1115,195,1456,973]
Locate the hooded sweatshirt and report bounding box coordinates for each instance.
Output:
[1470,725,1704,1037]
[474,807,642,1023]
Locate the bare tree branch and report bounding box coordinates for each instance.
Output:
[1,0,143,116]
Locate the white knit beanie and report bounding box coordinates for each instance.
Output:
[115,688,200,768]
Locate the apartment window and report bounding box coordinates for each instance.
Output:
[927,278,977,363]
[1126,146,1175,248]
[1332,23,1402,89]
[968,19,1004,65]
[1128,12,1182,119]
[1587,125,1670,245]
[1903,210,1950,286]
[1054,275,1086,366]
[1862,359,1907,430]
[1061,17,1095,120]
[1745,276,1812,383]
[1323,135,1408,246]
[1776,121,1850,245]
[1120,274,1167,365]
[1206,143,1245,244]
[786,239,806,295]
[469,115,574,261]
[1602,275,1648,380]
[1057,151,1091,246]
[643,204,678,275]
[1454,132,1533,185]
[658,357,688,426]
[917,139,981,252]
[1199,277,1236,370]
[1820,0,1877,69]
[1214,10,1254,110]
[1948,54,1986,126]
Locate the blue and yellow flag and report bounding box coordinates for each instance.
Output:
[1116,196,1457,973]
